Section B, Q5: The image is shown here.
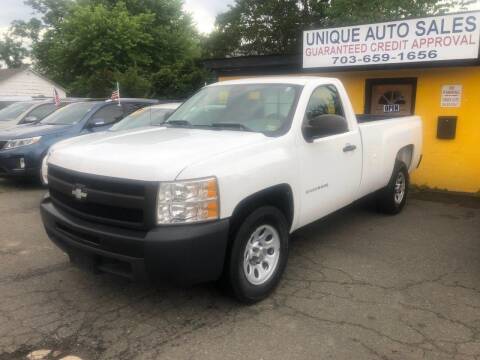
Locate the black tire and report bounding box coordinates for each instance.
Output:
[227,206,289,304]
[376,161,409,214]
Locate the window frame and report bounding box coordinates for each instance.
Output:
[302,84,349,141]
[88,103,125,126]
[26,103,57,121]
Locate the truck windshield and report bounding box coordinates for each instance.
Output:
[41,102,95,125]
[110,107,174,131]
[166,84,302,136]
[0,102,35,121]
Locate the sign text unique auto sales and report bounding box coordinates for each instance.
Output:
[303,12,480,68]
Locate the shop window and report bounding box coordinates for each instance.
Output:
[365,78,417,116]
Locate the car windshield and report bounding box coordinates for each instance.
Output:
[110,107,174,131]
[166,84,302,136]
[0,102,35,121]
[41,102,95,125]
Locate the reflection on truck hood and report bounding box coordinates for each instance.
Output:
[49,127,269,181]
[0,123,71,140]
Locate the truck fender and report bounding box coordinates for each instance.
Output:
[228,184,295,237]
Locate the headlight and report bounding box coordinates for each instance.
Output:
[41,151,51,185]
[4,136,42,150]
[157,177,219,224]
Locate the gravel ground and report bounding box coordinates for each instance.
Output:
[0,178,479,360]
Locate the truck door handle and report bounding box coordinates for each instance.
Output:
[343,144,357,152]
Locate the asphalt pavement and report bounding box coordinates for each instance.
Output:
[1,178,479,360]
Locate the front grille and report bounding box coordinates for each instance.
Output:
[0,141,6,150]
[48,165,157,229]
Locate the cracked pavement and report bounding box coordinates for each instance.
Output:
[0,179,479,360]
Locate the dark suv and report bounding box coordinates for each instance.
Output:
[0,99,157,182]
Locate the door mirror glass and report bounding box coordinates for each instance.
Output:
[304,114,348,140]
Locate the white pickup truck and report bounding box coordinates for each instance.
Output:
[41,77,422,303]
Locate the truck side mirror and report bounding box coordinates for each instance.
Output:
[303,114,348,141]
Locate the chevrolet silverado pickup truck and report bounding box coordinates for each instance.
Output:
[41,77,422,303]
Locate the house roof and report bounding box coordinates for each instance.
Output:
[0,66,27,83]
[0,66,66,93]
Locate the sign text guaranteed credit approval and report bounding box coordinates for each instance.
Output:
[303,12,480,68]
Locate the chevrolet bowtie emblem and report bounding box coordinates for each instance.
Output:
[72,184,87,200]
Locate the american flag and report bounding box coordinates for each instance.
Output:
[53,88,61,107]
[111,82,121,104]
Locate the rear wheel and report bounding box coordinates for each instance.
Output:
[376,161,409,214]
[227,206,289,303]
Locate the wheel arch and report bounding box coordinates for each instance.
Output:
[396,144,414,171]
[228,184,294,238]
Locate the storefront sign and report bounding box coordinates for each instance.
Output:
[303,12,480,68]
[441,85,462,107]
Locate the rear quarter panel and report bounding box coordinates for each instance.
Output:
[357,116,422,198]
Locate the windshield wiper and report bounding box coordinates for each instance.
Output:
[211,123,253,132]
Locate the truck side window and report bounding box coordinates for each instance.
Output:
[305,85,345,121]
[303,85,348,140]
[90,104,124,125]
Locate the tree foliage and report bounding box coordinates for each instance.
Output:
[0,35,28,68]
[10,0,208,98]
[204,0,470,58]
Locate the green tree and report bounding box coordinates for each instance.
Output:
[205,0,464,58]
[12,0,208,98]
[0,34,28,68]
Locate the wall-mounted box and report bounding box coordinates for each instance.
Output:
[437,116,457,140]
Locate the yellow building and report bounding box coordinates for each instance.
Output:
[205,12,480,194]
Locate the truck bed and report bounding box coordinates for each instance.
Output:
[356,115,422,199]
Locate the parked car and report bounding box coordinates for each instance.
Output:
[0,98,157,183]
[0,96,36,110]
[0,100,81,131]
[110,103,181,132]
[41,77,422,302]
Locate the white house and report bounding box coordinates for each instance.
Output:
[0,66,67,98]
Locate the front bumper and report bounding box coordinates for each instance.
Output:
[40,195,230,285]
[0,146,43,177]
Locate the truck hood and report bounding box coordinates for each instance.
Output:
[0,122,71,140]
[49,127,269,181]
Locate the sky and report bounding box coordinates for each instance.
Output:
[0,0,235,36]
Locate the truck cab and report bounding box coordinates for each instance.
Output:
[40,77,422,302]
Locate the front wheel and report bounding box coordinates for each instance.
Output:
[227,206,289,303]
[376,161,409,214]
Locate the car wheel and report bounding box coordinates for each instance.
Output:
[227,206,289,303]
[376,161,409,215]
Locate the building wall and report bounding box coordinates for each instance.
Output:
[0,70,66,98]
[219,66,480,193]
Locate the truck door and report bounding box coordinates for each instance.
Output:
[298,84,362,227]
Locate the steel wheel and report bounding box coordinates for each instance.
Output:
[243,224,281,285]
[394,172,406,205]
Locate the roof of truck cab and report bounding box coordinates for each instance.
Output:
[210,76,339,86]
